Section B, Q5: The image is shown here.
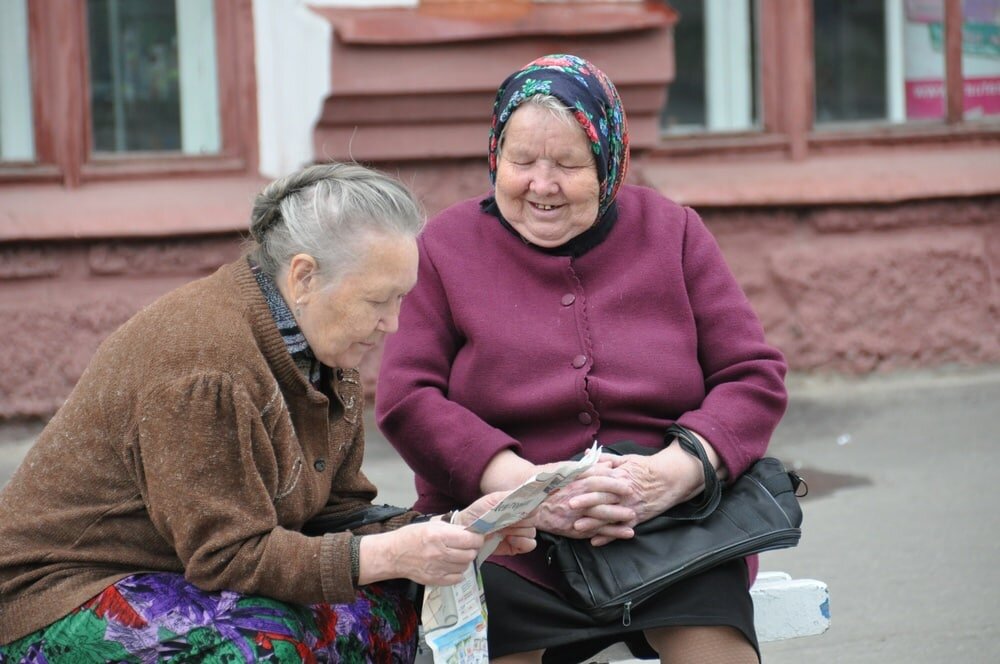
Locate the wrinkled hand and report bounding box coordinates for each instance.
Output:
[361,521,485,587]
[570,448,704,546]
[533,458,637,542]
[454,490,537,557]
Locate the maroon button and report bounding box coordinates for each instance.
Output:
[561,293,576,306]
[577,412,593,425]
[572,355,587,369]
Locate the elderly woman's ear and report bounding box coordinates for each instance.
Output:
[285,253,320,309]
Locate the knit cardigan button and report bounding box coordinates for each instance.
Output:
[314,459,326,472]
[577,412,593,425]
[561,293,576,306]
[572,355,587,369]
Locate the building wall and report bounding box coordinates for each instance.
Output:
[1,0,998,421]
[2,187,997,420]
[0,235,244,419]
[707,197,1000,374]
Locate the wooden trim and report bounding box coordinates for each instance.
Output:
[5,0,257,187]
[757,0,813,160]
[214,0,238,159]
[81,155,249,181]
[26,0,87,187]
[0,163,62,184]
[809,123,1000,150]
[757,0,781,135]
[650,132,790,159]
[232,0,259,174]
[944,0,964,124]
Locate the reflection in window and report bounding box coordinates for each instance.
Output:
[0,0,35,161]
[87,0,221,155]
[815,0,1000,126]
[661,0,758,134]
[903,0,1000,121]
[814,1,888,123]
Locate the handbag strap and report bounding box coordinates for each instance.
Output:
[663,424,723,520]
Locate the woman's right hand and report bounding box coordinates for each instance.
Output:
[358,521,485,587]
[532,460,637,541]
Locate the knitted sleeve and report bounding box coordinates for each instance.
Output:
[674,206,789,477]
[133,371,359,604]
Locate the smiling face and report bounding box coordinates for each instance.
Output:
[494,104,600,248]
[287,232,419,369]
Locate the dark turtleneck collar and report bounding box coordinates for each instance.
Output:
[480,196,619,258]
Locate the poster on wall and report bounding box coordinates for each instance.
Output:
[904,0,1000,119]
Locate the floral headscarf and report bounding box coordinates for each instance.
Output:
[488,54,630,219]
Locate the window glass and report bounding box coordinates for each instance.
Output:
[87,0,221,155]
[814,1,888,123]
[903,0,1000,121]
[661,0,758,134]
[816,0,1000,126]
[662,0,706,130]
[0,0,35,161]
[959,1,1000,119]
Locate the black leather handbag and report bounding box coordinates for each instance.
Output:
[540,425,805,624]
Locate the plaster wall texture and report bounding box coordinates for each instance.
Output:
[0,197,997,420]
[704,197,1000,375]
[0,237,244,419]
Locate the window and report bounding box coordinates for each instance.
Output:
[661,0,759,134]
[0,0,35,162]
[654,0,999,160]
[902,0,1000,121]
[1,0,255,186]
[814,1,888,123]
[814,0,1000,127]
[87,0,221,155]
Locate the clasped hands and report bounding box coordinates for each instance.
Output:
[531,442,709,547]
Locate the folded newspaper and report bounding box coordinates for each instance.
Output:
[419,441,602,663]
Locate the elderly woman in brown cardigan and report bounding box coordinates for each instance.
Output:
[0,162,534,662]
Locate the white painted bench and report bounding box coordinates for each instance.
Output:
[588,571,830,663]
[416,571,829,662]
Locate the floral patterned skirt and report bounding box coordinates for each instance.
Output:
[0,573,417,663]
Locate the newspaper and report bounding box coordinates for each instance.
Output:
[419,442,602,663]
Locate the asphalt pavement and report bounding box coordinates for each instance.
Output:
[2,366,999,662]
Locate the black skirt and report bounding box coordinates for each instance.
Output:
[481,559,759,662]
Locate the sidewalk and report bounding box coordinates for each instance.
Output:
[3,366,999,662]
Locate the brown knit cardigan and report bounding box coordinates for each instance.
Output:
[0,258,417,644]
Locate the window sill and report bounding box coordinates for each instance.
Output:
[0,175,267,242]
[637,145,1000,207]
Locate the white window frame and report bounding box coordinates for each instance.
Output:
[177,0,221,154]
[705,0,754,131]
[93,0,222,155]
[0,0,35,161]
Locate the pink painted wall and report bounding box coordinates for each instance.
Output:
[2,191,996,420]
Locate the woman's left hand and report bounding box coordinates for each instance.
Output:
[453,491,537,556]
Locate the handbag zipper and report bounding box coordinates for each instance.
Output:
[622,600,632,626]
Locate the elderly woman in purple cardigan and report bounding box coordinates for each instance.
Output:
[376,55,788,663]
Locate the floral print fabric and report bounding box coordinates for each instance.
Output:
[0,573,416,663]
[488,53,630,218]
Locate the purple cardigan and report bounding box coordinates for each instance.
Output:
[376,184,788,588]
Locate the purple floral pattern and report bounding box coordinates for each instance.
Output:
[0,573,416,663]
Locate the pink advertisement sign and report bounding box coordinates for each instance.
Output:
[906,76,1000,118]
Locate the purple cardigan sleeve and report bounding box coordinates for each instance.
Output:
[673,206,788,477]
[376,232,521,506]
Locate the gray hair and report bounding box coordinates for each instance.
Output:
[497,94,581,156]
[248,162,424,284]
